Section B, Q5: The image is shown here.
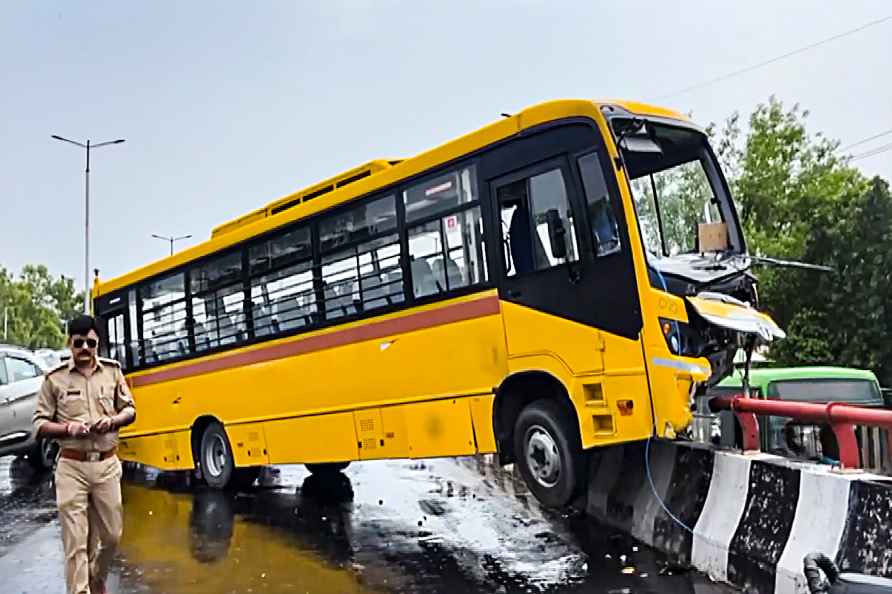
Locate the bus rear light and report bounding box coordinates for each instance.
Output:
[617,400,634,416]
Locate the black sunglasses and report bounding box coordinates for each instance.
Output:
[72,338,98,349]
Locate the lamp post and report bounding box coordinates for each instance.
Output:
[151,234,192,256]
[51,135,126,313]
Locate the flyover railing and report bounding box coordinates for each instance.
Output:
[709,395,892,472]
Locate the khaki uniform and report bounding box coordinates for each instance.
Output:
[33,357,136,594]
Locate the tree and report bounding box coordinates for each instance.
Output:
[710,98,892,385]
[0,265,83,349]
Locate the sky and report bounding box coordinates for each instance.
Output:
[2,1,890,293]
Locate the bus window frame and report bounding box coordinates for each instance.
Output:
[492,155,584,280]
[402,163,489,306]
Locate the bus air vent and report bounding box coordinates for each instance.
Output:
[210,159,400,238]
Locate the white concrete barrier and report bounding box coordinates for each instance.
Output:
[585,440,892,594]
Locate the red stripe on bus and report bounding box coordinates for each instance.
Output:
[129,295,500,388]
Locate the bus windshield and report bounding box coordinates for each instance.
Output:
[620,122,740,259]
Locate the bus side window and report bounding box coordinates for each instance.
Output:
[577,152,621,257]
[405,165,487,298]
[498,167,579,276]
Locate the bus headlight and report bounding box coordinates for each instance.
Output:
[659,318,689,355]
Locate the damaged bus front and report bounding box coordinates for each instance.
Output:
[605,104,784,437]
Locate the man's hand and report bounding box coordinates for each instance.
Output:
[66,421,91,439]
[92,417,115,434]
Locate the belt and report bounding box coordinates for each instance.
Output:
[59,448,117,462]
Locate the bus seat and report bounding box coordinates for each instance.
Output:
[509,205,549,274]
[432,257,464,291]
[509,206,534,274]
[387,270,405,303]
[339,280,357,315]
[362,273,388,310]
[411,258,441,297]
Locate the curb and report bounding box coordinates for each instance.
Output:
[585,440,892,593]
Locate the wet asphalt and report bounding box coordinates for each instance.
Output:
[0,455,736,594]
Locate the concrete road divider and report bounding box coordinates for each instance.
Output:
[585,440,892,594]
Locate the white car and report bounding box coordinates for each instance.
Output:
[0,346,58,469]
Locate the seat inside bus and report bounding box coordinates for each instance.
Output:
[507,201,548,275]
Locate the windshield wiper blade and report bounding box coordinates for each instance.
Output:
[741,254,834,273]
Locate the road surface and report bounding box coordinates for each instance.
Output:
[0,454,734,593]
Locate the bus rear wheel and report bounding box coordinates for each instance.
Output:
[200,422,235,490]
[28,438,58,471]
[513,399,583,508]
[305,462,350,475]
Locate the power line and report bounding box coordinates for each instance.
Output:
[850,141,892,161]
[840,129,892,151]
[656,15,892,100]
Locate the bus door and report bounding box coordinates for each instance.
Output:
[485,134,651,442]
[96,292,132,369]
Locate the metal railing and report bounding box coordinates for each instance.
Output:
[709,395,892,472]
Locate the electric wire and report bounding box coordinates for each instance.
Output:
[656,15,892,100]
[850,141,892,161]
[839,129,892,151]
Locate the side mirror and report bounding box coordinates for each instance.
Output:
[545,209,568,260]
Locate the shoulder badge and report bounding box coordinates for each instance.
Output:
[99,357,122,368]
[46,361,69,375]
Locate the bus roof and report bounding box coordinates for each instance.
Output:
[94,98,687,296]
[717,366,880,389]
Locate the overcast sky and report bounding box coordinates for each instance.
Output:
[2,1,890,291]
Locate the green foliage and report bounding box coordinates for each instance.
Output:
[0,265,83,349]
[710,98,892,385]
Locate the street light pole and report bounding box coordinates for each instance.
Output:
[151,234,192,256]
[52,135,125,314]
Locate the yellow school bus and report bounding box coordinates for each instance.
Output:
[93,99,783,506]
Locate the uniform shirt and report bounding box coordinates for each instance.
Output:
[33,357,136,452]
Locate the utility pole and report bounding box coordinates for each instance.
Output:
[51,135,126,313]
[151,234,192,256]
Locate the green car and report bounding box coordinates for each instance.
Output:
[701,366,884,454]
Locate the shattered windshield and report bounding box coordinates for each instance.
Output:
[618,121,736,259]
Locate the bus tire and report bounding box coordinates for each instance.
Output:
[231,467,261,490]
[305,462,350,475]
[513,399,582,508]
[199,422,235,490]
[28,438,58,471]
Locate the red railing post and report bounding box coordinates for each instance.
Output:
[829,421,860,469]
[886,430,892,473]
[732,397,761,452]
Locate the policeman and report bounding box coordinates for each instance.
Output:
[33,315,136,594]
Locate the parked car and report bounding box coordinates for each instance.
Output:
[33,348,69,369]
[0,346,58,469]
[699,366,884,457]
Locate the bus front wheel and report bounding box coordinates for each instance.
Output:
[513,399,583,508]
[200,422,235,489]
[305,462,350,475]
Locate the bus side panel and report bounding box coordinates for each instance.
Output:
[501,301,604,375]
[143,300,506,424]
[225,422,271,467]
[469,395,497,453]
[402,399,477,459]
[501,302,652,449]
[263,412,358,464]
[119,430,192,471]
[124,294,507,468]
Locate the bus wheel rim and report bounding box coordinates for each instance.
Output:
[205,434,227,477]
[41,440,56,467]
[524,424,561,488]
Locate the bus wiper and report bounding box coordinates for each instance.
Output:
[740,254,834,273]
